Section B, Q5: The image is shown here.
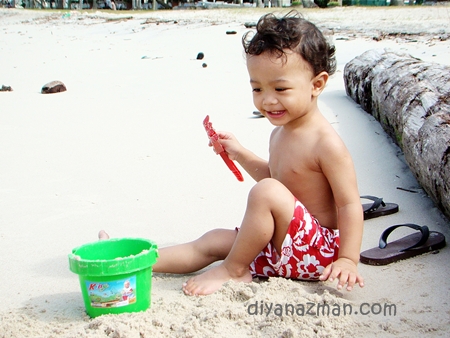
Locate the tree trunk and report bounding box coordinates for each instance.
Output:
[301,0,317,8]
[344,49,450,220]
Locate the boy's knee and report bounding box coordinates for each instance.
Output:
[250,178,287,196]
[249,178,289,203]
[199,229,224,241]
[197,229,236,259]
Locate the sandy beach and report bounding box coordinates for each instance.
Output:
[1,5,450,337]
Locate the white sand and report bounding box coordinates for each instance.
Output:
[1,6,450,337]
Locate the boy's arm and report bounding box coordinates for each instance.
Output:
[318,139,364,291]
[235,148,271,182]
[217,131,271,181]
[328,201,364,290]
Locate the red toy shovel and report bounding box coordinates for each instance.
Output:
[203,115,244,182]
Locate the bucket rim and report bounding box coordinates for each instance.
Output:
[68,237,158,276]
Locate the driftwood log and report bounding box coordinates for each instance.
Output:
[344,48,450,220]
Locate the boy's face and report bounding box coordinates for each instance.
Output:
[246,50,319,127]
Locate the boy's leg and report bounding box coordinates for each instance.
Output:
[99,229,236,275]
[153,229,237,274]
[183,178,295,296]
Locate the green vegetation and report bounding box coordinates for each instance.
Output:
[314,0,330,7]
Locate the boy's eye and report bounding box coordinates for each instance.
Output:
[275,88,287,92]
[252,88,261,93]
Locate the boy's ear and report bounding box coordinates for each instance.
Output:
[311,71,329,97]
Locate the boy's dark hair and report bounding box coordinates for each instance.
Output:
[242,11,336,76]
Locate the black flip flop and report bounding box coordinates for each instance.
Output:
[360,223,446,266]
[361,195,399,220]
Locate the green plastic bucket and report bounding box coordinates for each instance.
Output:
[68,238,158,318]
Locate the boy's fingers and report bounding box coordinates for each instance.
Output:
[319,265,332,280]
[320,265,364,291]
[337,271,349,290]
[357,274,365,287]
[345,274,357,291]
[328,266,341,282]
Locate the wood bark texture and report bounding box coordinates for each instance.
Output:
[344,48,450,220]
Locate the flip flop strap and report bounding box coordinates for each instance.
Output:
[379,223,430,251]
[361,195,386,212]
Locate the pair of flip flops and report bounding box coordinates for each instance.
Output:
[360,223,446,265]
[360,196,446,265]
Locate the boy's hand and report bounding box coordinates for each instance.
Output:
[213,131,243,161]
[319,258,364,291]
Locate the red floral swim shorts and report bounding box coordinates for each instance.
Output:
[249,198,340,280]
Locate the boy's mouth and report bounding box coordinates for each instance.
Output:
[266,110,286,118]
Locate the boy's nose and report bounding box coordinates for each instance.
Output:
[262,94,278,106]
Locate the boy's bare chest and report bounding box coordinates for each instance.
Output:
[269,141,321,182]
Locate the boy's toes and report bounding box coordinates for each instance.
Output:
[98,230,110,240]
[182,282,191,295]
[182,280,201,296]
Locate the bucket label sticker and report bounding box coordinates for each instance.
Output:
[85,276,137,308]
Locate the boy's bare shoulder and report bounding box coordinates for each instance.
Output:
[318,124,347,152]
[316,126,354,171]
[269,126,282,138]
[269,118,348,162]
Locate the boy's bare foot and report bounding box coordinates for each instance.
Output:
[182,264,252,296]
[98,230,110,240]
